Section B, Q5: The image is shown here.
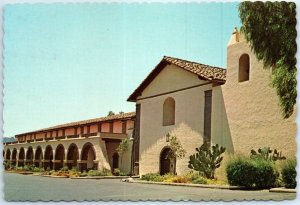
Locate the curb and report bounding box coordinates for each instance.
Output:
[269,188,296,193]
[70,176,103,179]
[42,175,68,178]
[19,171,34,175]
[127,180,241,190]
[69,176,139,179]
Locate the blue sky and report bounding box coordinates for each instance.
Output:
[3,3,240,137]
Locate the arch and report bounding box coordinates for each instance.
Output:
[239,53,250,82]
[163,97,175,126]
[81,142,96,171]
[35,146,43,168]
[26,146,34,165]
[18,147,25,167]
[67,143,79,170]
[11,148,17,166]
[44,145,53,170]
[159,147,176,175]
[5,149,11,161]
[54,144,65,170]
[112,152,119,170]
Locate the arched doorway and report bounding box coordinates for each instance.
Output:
[5,149,11,161]
[26,147,34,165]
[81,143,96,171]
[12,148,17,166]
[35,146,43,168]
[112,152,119,170]
[160,147,176,175]
[55,144,65,170]
[67,143,79,170]
[18,147,25,167]
[44,145,53,170]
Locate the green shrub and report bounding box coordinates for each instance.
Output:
[87,170,102,176]
[80,171,87,177]
[114,168,120,176]
[281,159,297,189]
[87,168,111,177]
[101,168,112,176]
[23,164,35,171]
[119,172,128,176]
[163,175,191,183]
[226,156,256,188]
[60,166,69,172]
[16,166,24,171]
[253,158,277,189]
[141,173,164,182]
[226,156,277,189]
[192,176,207,184]
[33,167,45,172]
[3,161,12,170]
[188,142,226,179]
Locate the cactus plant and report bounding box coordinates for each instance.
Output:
[250,147,286,162]
[188,142,226,179]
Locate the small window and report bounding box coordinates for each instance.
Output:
[239,54,250,82]
[163,97,175,126]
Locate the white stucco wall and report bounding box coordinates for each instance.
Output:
[212,33,296,157]
[138,64,213,175]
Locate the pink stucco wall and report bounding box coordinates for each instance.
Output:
[65,128,74,136]
[101,123,110,132]
[90,124,98,133]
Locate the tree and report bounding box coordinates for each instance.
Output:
[239,1,296,118]
[116,138,129,169]
[167,133,186,159]
[107,111,115,116]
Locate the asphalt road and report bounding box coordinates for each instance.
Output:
[3,172,296,201]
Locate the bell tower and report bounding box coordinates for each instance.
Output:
[226,27,251,87]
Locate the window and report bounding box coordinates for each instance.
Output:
[163,97,175,126]
[239,54,250,82]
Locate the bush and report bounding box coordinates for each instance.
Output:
[87,168,111,177]
[141,173,164,182]
[192,177,207,184]
[80,171,88,177]
[281,159,297,189]
[33,167,44,172]
[226,156,256,188]
[23,164,35,171]
[60,166,69,172]
[114,168,121,176]
[226,156,277,189]
[185,172,207,184]
[253,159,277,189]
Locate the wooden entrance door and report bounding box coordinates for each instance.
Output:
[160,148,176,175]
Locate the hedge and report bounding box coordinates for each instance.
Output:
[281,159,297,189]
[226,156,277,189]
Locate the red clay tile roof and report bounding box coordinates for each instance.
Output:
[163,56,226,81]
[16,112,136,136]
[127,56,226,102]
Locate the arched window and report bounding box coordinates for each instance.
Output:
[239,54,250,82]
[163,97,175,126]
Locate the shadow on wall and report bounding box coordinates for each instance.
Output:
[139,122,203,173]
[212,87,234,153]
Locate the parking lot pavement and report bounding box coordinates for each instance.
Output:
[4,172,296,201]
